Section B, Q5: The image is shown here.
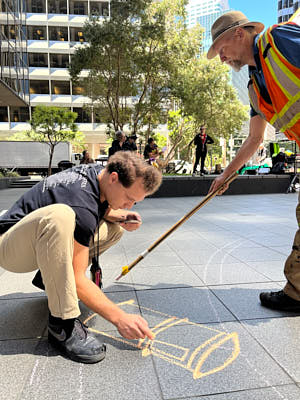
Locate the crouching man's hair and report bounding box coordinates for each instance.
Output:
[107,151,162,195]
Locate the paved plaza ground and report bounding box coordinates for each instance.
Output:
[1,186,300,399]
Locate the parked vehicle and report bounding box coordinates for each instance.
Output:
[167,159,193,174]
[0,141,80,176]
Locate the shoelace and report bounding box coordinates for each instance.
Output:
[270,290,285,297]
[73,319,88,340]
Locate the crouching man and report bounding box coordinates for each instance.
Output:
[0,151,162,363]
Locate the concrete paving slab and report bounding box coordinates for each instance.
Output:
[175,249,242,265]
[245,260,286,281]
[183,385,300,400]
[209,282,294,321]
[136,287,236,326]
[0,297,48,340]
[18,337,163,400]
[149,321,292,399]
[243,317,300,382]
[189,262,270,285]
[227,247,286,263]
[0,339,45,400]
[131,265,205,289]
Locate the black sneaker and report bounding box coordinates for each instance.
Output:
[260,290,300,311]
[32,270,45,291]
[48,318,106,363]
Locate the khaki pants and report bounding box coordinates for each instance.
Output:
[0,204,123,319]
[284,190,300,301]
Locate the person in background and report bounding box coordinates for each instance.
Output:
[108,130,126,157]
[190,126,214,176]
[143,138,160,161]
[124,135,138,152]
[255,143,267,166]
[207,9,300,311]
[80,150,94,164]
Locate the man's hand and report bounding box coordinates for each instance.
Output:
[208,174,229,195]
[116,313,154,340]
[104,208,142,231]
[119,211,142,232]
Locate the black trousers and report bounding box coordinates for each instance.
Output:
[193,149,207,173]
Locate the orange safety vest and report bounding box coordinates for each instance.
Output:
[248,9,300,146]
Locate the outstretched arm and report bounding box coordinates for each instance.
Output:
[209,115,267,194]
[73,240,154,340]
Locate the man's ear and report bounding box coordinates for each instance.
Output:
[110,171,119,184]
[235,27,244,40]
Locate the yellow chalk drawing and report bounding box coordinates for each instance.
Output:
[84,299,240,380]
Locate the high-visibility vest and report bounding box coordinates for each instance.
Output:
[248,9,300,146]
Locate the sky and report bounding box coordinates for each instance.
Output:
[229,0,278,31]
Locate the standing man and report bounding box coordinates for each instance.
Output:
[207,10,300,311]
[0,152,162,363]
[108,130,127,157]
[190,126,214,176]
[124,135,138,152]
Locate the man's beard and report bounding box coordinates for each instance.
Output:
[229,59,243,72]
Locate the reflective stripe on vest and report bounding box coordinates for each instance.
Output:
[248,11,300,145]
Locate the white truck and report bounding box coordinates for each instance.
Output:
[0,141,81,176]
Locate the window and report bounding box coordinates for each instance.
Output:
[0,107,8,122]
[49,26,68,41]
[72,83,84,95]
[48,0,67,14]
[288,0,293,7]
[30,80,50,94]
[69,0,88,15]
[70,27,85,42]
[27,26,46,40]
[278,0,282,10]
[26,0,46,13]
[90,1,109,16]
[10,107,30,122]
[50,53,69,68]
[51,80,70,95]
[73,107,91,123]
[29,53,48,67]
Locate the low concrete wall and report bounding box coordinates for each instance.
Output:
[151,174,293,197]
[0,177,26,190]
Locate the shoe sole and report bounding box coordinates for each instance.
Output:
[48,334,106,364]
[260,296,300,312]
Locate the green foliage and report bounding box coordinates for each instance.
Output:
[29,106,80,175]
[170,56,249,142]
[70,0,203,136]
[166,109,197,161]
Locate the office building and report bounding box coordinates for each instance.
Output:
[0,0,29,119]
[0,0,109,157]
[278,0,299,22]
[186,0,229,53]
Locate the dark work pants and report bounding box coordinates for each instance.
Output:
[193,149,207,173]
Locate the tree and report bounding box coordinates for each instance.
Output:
[29,106,81,176]
[69,0,203,136]
[170,56,249,142]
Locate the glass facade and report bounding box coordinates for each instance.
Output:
[0,0,29,107]
[278,0,299,22]
[186,0,229,53]
[0,0,110,133]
